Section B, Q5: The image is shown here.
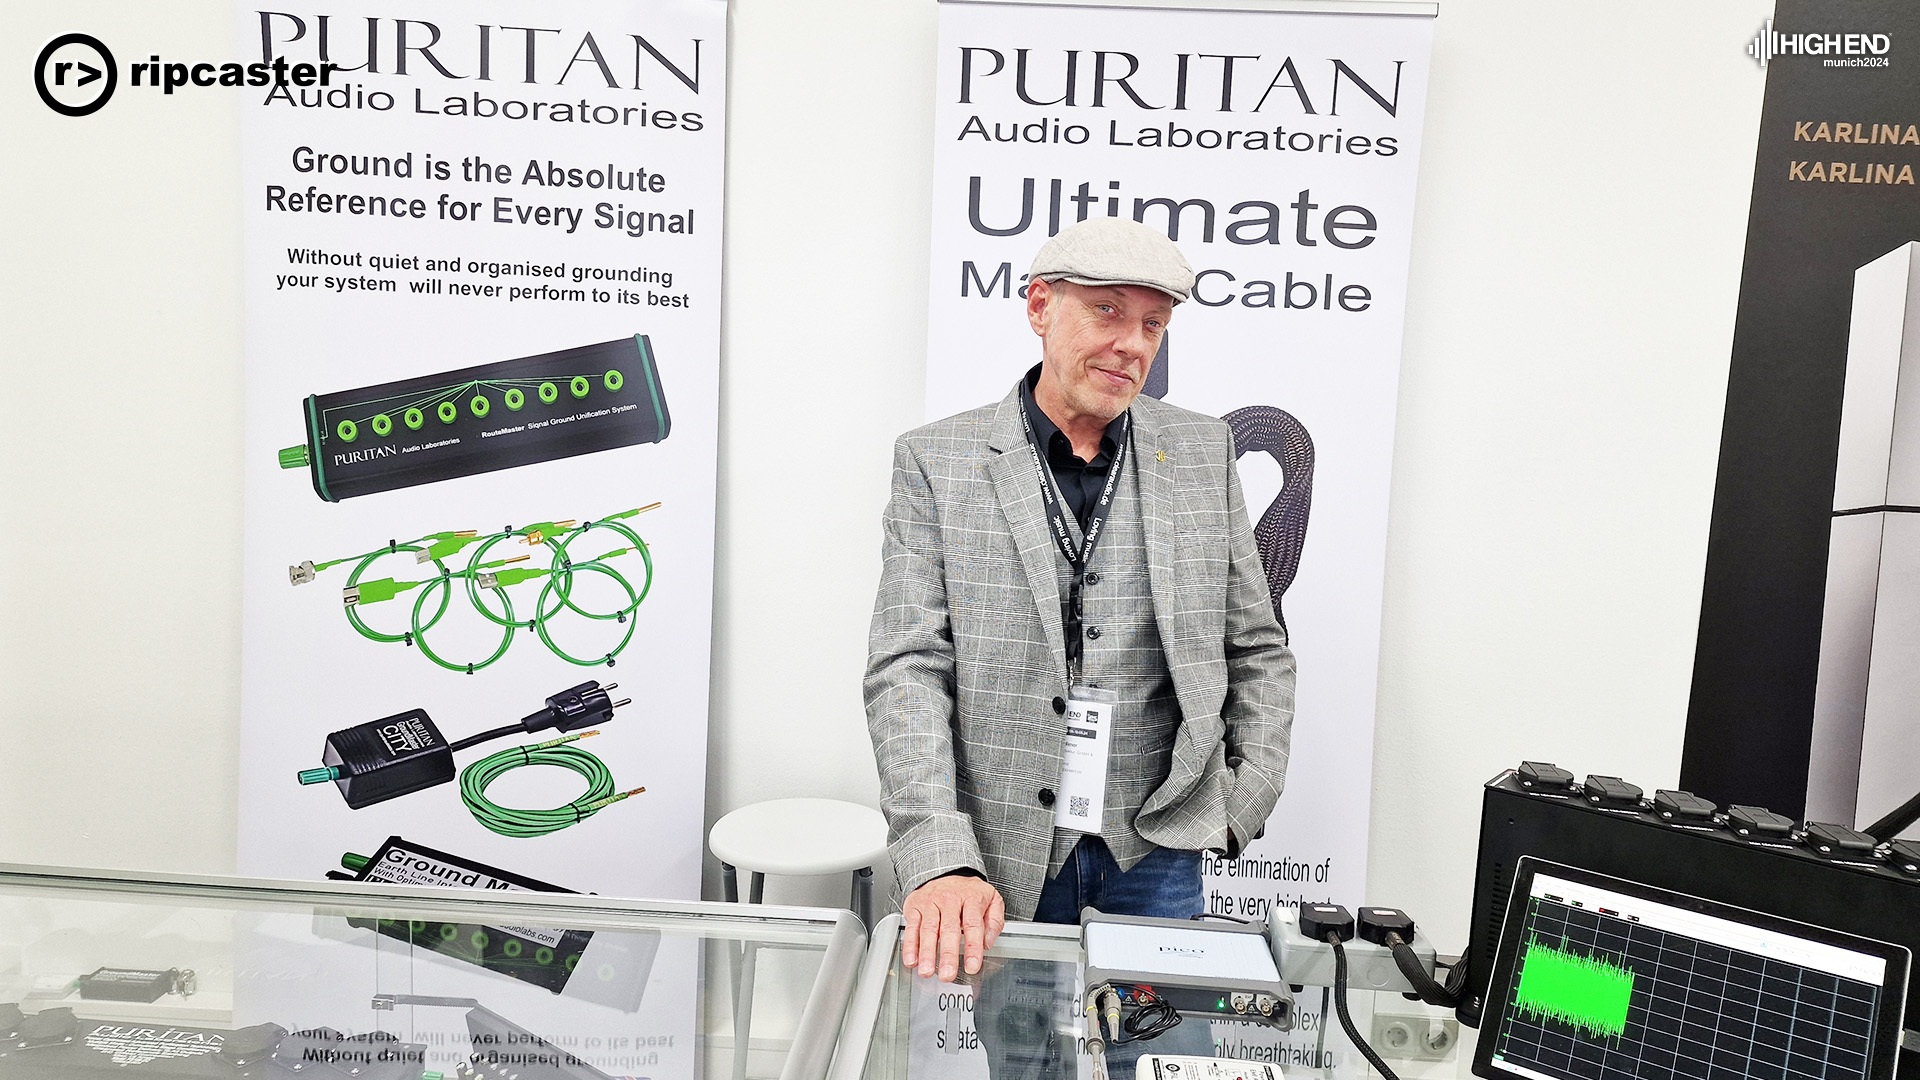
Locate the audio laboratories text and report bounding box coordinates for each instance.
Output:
[263,145,688,238]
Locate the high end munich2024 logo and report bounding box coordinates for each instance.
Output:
[1748,18,1892,69]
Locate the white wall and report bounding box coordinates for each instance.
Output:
[0,0,1772,952]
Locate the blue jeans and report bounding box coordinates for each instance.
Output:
[974,837,1217,1079]
[1032,835,1204,924]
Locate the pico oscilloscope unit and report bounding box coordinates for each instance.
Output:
[278,335,670,502]
[1080,909,1294,1027]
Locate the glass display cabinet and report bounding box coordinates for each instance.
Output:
[0,863,865,1080]
[832,915,1471,1080]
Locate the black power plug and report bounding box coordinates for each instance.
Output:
[1299,903,1355,943]
[1359,905,1465,1008]
[1357,907,1417,947]
[518,680,628,735]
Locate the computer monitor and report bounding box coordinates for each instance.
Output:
[1473,858,1910,1080]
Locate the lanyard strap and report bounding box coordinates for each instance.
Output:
[1017,388,1131,678]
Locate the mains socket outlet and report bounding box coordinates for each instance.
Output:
[1372,1012,1459,1062]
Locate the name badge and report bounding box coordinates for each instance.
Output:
[1055,685,1116,833]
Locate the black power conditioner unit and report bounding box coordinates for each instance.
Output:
[1461,764,1920,1061]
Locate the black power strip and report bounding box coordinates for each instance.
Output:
[1461,763,1920,1060]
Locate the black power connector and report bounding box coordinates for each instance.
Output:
[1360,905,1467,1009]
[297,681,631,809]
[1299,903,1355,943]
[520,680,625,735]
[1306,904,1400,1080]
[1356,907,1416,947]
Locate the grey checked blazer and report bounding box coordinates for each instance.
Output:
[865,385,1296,921]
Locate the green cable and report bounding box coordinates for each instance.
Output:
[535,561,640,666]
[343,545,450,644]
[462,529,544,629]
[410,573,515,674]
[457,733,644,837]
[547,519,653,621]
[301,505,660,669]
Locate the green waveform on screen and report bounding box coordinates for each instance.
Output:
[1513,935,1636,1039]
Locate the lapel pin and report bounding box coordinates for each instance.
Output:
[1156,450,1166,462]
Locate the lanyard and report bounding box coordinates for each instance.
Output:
[1017,388,1131,678]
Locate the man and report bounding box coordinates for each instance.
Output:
[865,217,1295,997]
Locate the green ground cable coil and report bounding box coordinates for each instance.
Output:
[457,732,644,837]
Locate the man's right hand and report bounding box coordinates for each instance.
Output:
[901,873,1006,981]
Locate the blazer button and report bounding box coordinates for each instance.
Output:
[1038,788,1056,807]
[1052,696,1066,714]
[1084,571,1100,586]
[1087,626,1102,640]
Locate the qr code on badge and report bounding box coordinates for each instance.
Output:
[1070,796,1091,818]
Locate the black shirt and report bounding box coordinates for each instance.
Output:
[1021,365,1128,529]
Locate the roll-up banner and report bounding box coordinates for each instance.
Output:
[230,2,724,1071]
[1683,1,1920,839]
[916,0,1433,1066]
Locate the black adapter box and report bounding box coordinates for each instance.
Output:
[74,967,174,1003]
[321,710,451,809]
[283,335,670,502]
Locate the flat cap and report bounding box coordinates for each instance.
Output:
[1029,216,1195,304]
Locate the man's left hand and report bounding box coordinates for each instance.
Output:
[901,873,1007,981]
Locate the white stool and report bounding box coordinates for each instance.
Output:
[709,798,888,928]
[709,799,888,1080]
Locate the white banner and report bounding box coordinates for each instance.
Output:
[233,3,724,1069]
[234,0,724,907]
[920,0,1432,1065]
